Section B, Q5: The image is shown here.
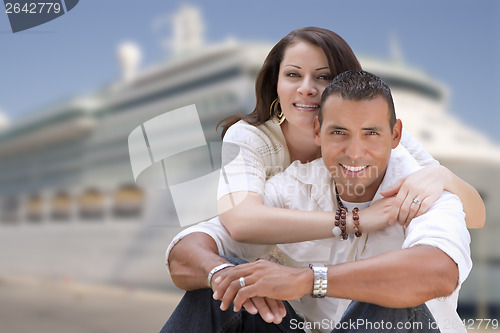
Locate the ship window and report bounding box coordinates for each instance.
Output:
[51,191,72,221]
[113,185,144,219]
[79,189,105,220]
[26,194,43,222]
[1,196,20,224]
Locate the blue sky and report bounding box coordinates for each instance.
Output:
[1,0,499,141]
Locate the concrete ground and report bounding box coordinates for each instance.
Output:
[0,275,183,333]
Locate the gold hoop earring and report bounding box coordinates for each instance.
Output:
[270,98,285,125]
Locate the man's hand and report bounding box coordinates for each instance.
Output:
[211,264,287,324]
[212,260,311,316]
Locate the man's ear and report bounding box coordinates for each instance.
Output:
[313,116,321,147]
[391,119,403,149]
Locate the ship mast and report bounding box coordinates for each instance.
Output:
[171,5,205,55]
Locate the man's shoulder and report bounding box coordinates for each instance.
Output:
[407,190,466,234]
[388,145,422,179]
[428,191,464,213]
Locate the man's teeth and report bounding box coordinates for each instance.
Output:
[295,103,319,108]
[342,164,367,172]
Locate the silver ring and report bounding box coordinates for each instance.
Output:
[412,197,422,206]
[239,277,246,287]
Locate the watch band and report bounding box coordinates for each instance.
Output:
[207,263,235,288]
[309,264,328,298]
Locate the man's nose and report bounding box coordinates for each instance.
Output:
[345,138,365,160]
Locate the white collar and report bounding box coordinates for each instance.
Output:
[371,144,422,204]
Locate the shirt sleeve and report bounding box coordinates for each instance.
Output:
[400,129,439,167]
[263,172,288,208]
[217,123,267,200]
[217,121,288,200]
[403,191,472,285]
[165,216,274,274]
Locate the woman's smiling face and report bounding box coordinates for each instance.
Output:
[277,41,332,133]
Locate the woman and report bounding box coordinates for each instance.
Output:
[216,27,485,245]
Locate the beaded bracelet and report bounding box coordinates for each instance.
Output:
[333,208,342,237]
[340,207,348,240]
[333,207,348,239]
[352,207,362,237]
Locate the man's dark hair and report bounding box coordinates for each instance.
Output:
[318,70,396,130]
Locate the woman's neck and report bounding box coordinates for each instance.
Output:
[281,122,321,163]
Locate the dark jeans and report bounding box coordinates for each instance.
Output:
[332,301,440,332]
[160,288,305,333]
[159,293,440,333]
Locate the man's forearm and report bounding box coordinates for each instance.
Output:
[326,246,459,308]
[216,246,459,312]
[168,232,230,291]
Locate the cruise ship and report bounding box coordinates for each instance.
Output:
[0,6,498,318]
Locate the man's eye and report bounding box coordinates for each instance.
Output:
[331,130,343,135]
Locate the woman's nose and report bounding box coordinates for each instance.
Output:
[297,77,318,96]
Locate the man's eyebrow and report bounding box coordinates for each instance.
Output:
[324,125,384,132]
[362,126,383,131]
[326,125,348,131]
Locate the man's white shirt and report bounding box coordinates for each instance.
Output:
[166,144,471,333]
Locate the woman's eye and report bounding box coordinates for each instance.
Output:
[318,74,332,80]
[287,72,299,77]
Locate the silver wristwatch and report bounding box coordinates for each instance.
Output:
[309,264,328,298]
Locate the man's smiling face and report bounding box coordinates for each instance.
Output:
[314,94,402,202]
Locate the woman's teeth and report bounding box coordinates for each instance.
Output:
[294,103,319,108]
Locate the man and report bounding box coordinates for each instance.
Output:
[162,70,471,333]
